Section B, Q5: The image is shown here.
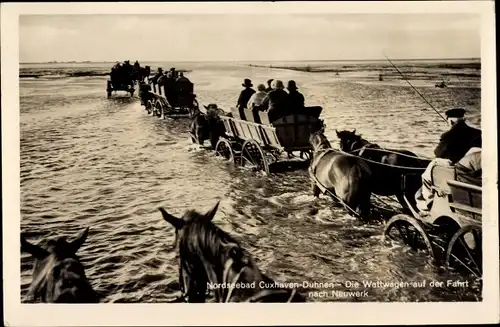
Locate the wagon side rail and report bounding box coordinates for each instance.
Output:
[446,180,482,222]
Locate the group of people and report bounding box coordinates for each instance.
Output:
[236,78,306,122]
[148,67,193,106]
[415,108,482,212]
[110,60,141,86]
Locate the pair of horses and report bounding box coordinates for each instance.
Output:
[22,203,304,303]
[189,104,227,150]
[309,130,430,219]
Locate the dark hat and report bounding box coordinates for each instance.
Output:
[170,67,176,71]
[445,108,466,118]
[125,60,130,64]
[242,78,253,87]
[287,80,298,90]
[158,67,163,72]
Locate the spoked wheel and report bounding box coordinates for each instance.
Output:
[384,214,435,259]
[154,100,163,118]
[445,225,482,278]
[215,138,235,162]
[240,140,269,175]
[146,100,154,114]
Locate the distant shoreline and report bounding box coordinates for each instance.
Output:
[20,58,480,65]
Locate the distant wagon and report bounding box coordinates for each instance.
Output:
[107,64,136,97]
[139,73,199,119]
[214,106,325,175]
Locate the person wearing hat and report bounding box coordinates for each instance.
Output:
[415,108,482,212]
[265,79,274,93]
[286,80,305,114]
[261,80,289,122]
[434,108,481,164]
[247,84,268,110]
[151,67,164,84]
[236,78,256,118]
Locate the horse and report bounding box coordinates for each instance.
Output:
[158,202,305,303]
[21,228,99,303]
[309,131,373,219]
[335,129,431,209]
[189,104,226,150]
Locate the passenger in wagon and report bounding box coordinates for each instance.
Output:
[236,78,256,118]
[247,84,267,110]
[415,108,482,212]
[151,68,164,84]
[262,80,289,122]
[265,79,274,93]
[163,72,178,105]
[176,72,190,83]
[286,80,305,114]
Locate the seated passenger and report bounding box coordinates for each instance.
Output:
[265,79,274,93]
[247,84,267,110]
[286,80,305,114]
[415,108,482,212]
[176,72,190,83]
[261,80,289,122]
[151,68,164,84]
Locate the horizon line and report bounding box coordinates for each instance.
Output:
[20,57,481,64]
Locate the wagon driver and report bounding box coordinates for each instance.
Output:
[415,108,482,212]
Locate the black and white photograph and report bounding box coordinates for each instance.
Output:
[2,1,498,326]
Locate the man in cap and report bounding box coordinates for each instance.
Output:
[236,78,256,119]
[434,108,481,163]
[261,80,289,122]
[286,80,305,114]
[415,108,482,212]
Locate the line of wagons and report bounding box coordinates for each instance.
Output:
[137,75,483,281]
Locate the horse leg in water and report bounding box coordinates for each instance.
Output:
[335,165,371,219]
[311,180,321,198]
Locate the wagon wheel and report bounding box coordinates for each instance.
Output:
[240,140,269,175]
[146,100,154,114]
[215,138,235,162]
[445,225,482,278]
[154,100,164,118]
[384,214,435,259]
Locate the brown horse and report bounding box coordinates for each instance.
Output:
[335,129,431,209]
[158,202,305,303]
[189,104,226,150]
[309,131,373,218]
[21,228,99,303]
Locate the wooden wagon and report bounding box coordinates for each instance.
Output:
[214,106,324,175]
[139,79,198,119]
[383,163,482,278]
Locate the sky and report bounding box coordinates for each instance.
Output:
[19,14,481,63]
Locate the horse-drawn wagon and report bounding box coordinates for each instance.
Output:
[139,77,199,119]
[383,163,482,278]
[310,130,482,278]
[107,75,135,97]
[214,106,324,175]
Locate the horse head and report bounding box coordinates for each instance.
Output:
[21,228,98,303]
[336,129,363,152]
[158,202,266,302]
[309,131,332,152]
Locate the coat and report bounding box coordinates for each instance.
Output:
[262,89,289,122]
[288,90,305,113]
[237,88,256,110]
[434,121,482,164]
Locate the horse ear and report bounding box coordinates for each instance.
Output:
[69,227,89,253]
[159,207,184,230]
[352,129,356,134]
[335,129,340,136]
[21,236,49,259]
[205,201,220,221]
